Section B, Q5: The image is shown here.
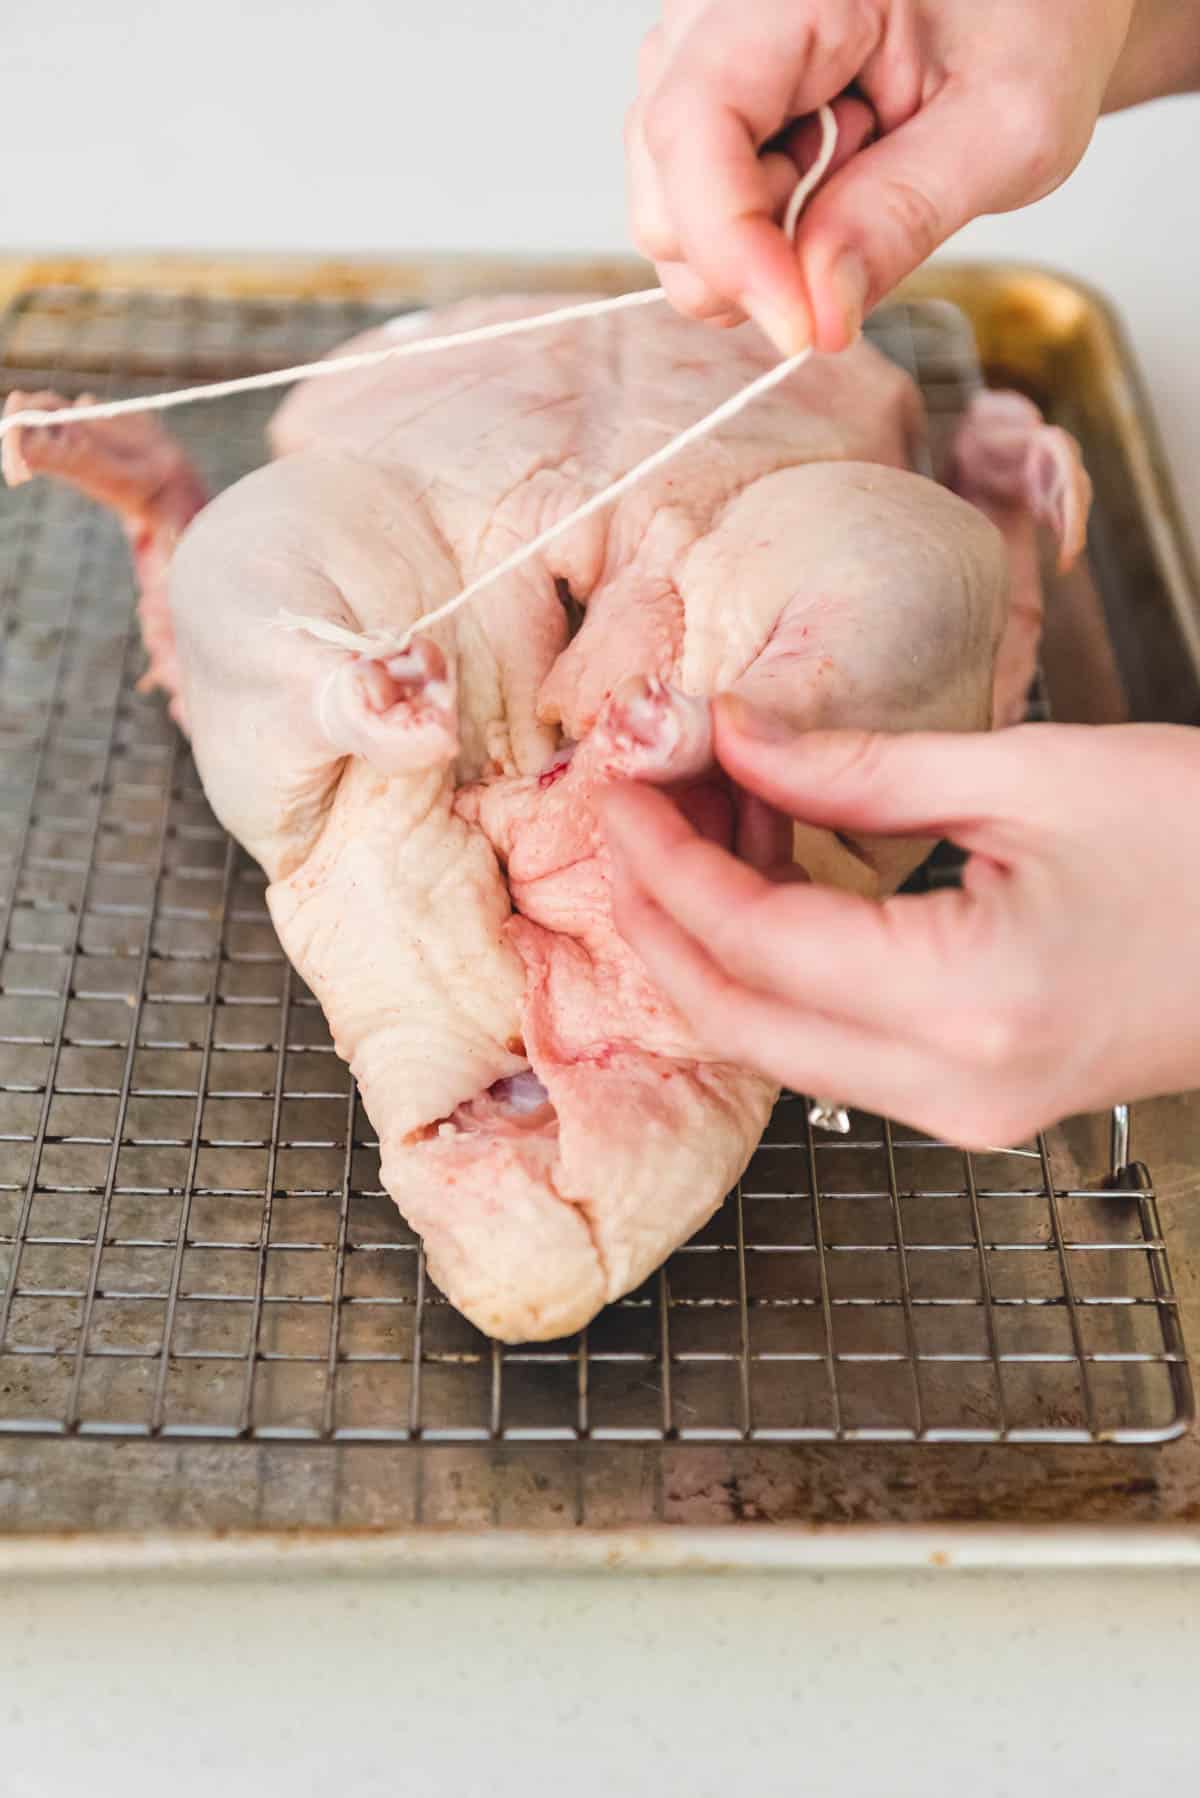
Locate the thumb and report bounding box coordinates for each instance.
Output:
[712,698,1065,854]
[794,88,1066,348]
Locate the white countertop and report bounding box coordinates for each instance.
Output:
[3,1565,1199,1795]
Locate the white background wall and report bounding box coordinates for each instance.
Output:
[2,2,1198,543]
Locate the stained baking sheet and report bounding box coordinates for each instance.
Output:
[0,261,1196,1540]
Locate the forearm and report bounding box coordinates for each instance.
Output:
[1104,0,1200,110]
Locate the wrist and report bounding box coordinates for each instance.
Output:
[1104,1,1200,110]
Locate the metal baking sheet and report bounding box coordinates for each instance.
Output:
[0,257,1196,1547]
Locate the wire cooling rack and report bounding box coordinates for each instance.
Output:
[0,284,1190,1446]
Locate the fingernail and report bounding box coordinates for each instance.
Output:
[717,693,796,741]
[829,250,869,344]
[738,294,810,359]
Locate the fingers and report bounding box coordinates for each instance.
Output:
[633,95,878,332]
[711,697,1082,854]
[601,780,975,1030]
[768,95,878,212]
[655,262,746,328]
[627,58,748,324]
[607,832,945,1127]
[602,711,1191,1146]
[647,101,814,351]
[633,3,879,351]
[660,0,718,50]
[793,86,1072,347]
[601,781,773,935]
[598,767,1119,1147]
[607,842,766,1049]
[630,5,1081,352]
[628,20,747,326]
[625,27,675,263]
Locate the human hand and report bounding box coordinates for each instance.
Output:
[600,697,1200,1147]
[626,0,1137,354]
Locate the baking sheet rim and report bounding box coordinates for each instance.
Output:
[3,1522,1200,1580]
[0,255,1195,1563]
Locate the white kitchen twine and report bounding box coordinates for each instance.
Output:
[2,107,839,658]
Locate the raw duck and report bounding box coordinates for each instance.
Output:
[1,297,1091,1340]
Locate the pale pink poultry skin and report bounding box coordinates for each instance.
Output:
[1,298,1091,1340]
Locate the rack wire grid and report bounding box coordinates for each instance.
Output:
[0,283,1191,1448]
